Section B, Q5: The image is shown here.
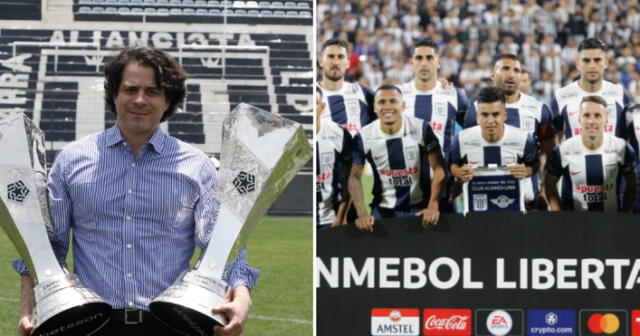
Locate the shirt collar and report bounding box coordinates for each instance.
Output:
[105,125,167,154]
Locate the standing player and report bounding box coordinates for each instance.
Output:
[450,87,539,212]
[545,96,636,212]
[316,87,353,229]
[348,85,446,230]
[400,38,469,156]
[463,55,555,207]
[318,38,376,135]
[551,38,632,141]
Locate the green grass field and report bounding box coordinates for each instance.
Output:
[0,216,311,335]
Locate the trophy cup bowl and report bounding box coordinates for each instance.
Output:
[149,103,312,335]
[0,113,111,336]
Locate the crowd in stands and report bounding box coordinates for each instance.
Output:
[316,0,640,102]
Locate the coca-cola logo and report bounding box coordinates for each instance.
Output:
[423,309,472,336]
[425,315,469,330]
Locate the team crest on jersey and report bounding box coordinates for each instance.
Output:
[405,146,418,161]
[473,194,488,211]
[490,195,516,208]
[321,152,334,168]
[435,102,446,117]
[606,104,616,120]
[346,99,360,116]
[502,156,516,166]
[521,117,535,132]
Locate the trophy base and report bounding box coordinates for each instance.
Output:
[150,270,228,336]
[32,274,111,336]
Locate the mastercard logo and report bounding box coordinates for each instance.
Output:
[588,313,620,334]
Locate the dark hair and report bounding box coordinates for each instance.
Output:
[412,38,438,56]
[476,86,506,105]
[580,95,607,108]
[374,84,402,97]
[493,54,519,64]
[104,47,187,122]
[577,38,607,52]
[321,38,348,53]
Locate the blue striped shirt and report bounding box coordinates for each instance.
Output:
[13,126,259,310]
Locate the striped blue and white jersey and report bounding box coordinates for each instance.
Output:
[449,125,539,202]
[319,82,376,136]
[400,80,469,155]
[546,134,636,212]
[551,80,631,140]
[13,126,258,310]
[464,92,554,142]
[316,120,352,227]
[353,116,440,210]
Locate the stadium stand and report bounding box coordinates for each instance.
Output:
[1,0,312,214]
[73,0,312,24]
[317,0,640,103]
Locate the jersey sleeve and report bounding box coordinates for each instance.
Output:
[545,147,565,177]
[338,127,353,166]
[463,101,477,128]
[522,133,540,168]
[456,88,470,126]
[537,102,555,140]
[422,121,442,154]
[622,143,637,176]
[362,85,377,122]
[550,94,563,132]
[448,134,464,167]
[352,132,366,165]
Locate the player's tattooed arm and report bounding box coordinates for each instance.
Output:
[348,164,374,232]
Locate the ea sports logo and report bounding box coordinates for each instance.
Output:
[486,310,513,336]
[389,310,402,322]
[588,313,620,334]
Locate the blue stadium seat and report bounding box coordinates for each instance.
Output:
[284,1,296,8]
[157,7,169,14]
[105,7,118,13]
[118,7,130,13]
[143,0,155,5]
[118,0,130,4]
[233,1,245,7]
[79,6,92,13]
[285,10,297,17]
[157,0,169,5]
[93,0,104,4]
[247,9,259,16]
[183,7,195,14]
[271,1,283,8]
[258,1,269,7]
[208,0,220,7]
[131,7,143,13]
[195,0,207,6]
[104,0,116,4]
[273,9,285,16]
[209,8,221,14]
[196,8,208,14]
[245,0,257,7]
[130,0,142,4]
[144,7,156,13]
[170,7,182,14]
[79,0,92,4]
[260,9,272,16]
[92,6,105,13]
[299,10,310,17]
[234,9,247,15]
[297,2,309,9]
[183,0,194,6]
[170,0,181,5]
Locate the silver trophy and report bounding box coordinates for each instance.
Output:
[149,103,312,335]
[0,113,111,335]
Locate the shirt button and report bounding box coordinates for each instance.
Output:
[128,189,133,194]
[127,273,133,278]
[126,216,131,220]
[126,244,132,249]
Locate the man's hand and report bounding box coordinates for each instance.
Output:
[508,164,530,179]
[17,315,34,336]
[416,203,439,227]
[355,215,375,232]
[457,164,475,182]
[212,285,252,336]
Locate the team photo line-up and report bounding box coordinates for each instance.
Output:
[316,37,640,230]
